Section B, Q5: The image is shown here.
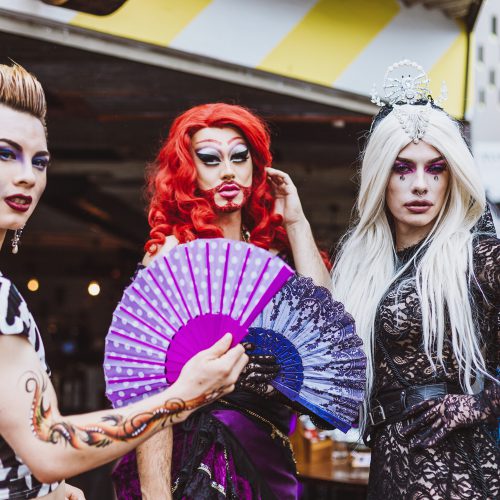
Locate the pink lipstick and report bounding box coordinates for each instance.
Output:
[5,194,32,213]
[217,183,240,200]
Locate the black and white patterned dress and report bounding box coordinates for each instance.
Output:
[0,274,59,499]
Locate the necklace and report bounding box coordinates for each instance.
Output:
[241,225,250,243]
[218,399,295,459]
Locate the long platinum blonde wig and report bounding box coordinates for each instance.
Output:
[331,105,489,425]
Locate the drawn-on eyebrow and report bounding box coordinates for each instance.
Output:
[195,139,221,146]
[395,155,444,164]
[0,138,50,160]
[426,156,445,164]
[0,138,22,150]
[195,136,244,147]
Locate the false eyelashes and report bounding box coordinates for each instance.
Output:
[195,144,249,166]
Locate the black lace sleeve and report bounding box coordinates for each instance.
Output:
[481,379,500,420]
[473,237,500,419]
[473,237,500,302]
[473,237,500,363]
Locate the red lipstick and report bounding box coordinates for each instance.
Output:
[404,199,433,214]
[5,194,32,213]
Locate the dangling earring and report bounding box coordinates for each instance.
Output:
[400,175,405,181]
[11,226,24,254]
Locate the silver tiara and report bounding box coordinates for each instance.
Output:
[370,60,447,143]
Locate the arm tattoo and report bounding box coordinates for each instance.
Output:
[26,371,223,449]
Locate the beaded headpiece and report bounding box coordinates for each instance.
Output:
[370,60,447,143]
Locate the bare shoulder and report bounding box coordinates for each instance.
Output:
[142,235,179,266]
[0,332,31,358]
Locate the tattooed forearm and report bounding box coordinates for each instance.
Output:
[26,371,223,449]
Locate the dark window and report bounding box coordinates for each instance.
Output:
[478,45,484,62]
[492,16,497,35]
[489,69,496,85]
[479,89,486,104]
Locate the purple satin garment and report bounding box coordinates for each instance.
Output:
[211,409,298,500]
[112,409,298,499]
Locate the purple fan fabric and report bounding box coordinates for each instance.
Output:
[104,239,293,408]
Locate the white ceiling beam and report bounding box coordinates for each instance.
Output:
[0,9,377,116]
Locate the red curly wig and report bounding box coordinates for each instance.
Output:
[145,103,291,257]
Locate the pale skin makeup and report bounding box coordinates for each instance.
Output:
[0,104,49,247]
[192,127,252,205]
[191,126,252,240]
[0,106,248,497]
[386,141,450,251]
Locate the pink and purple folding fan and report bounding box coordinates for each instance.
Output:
[104,238,293,407]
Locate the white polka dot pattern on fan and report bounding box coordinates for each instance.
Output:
[104,238,293,408]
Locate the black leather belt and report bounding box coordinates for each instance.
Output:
[369,382,462,427]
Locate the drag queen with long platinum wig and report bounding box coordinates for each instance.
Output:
[332,60,499,499]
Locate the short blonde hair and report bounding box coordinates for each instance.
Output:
[0,63,47,130]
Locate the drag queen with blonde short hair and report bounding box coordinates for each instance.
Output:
[0,63,248,500]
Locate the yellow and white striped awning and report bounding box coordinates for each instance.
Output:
[0,0,471,117]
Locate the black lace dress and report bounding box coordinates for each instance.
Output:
[368,237,500,499]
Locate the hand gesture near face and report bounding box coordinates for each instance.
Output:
[266,167,305,228]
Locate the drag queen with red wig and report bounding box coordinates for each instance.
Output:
[112,103,332,499]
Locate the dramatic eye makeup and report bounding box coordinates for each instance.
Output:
[195,143,249,166]
[392,159,415,174]
[195,147,222,166]
[229,143,249,163]
[32,155,50,171]
[425,159,447,175]
[0,139,50,171]
[392,157,448,176]
[0,147,15,161]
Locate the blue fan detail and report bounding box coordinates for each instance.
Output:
[246,274,367,433]
[245,327,304,394]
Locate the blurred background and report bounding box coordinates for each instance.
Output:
[0,0,498,498]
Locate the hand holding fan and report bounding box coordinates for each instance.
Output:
[104,239,293,407]
[245,275,367,432]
